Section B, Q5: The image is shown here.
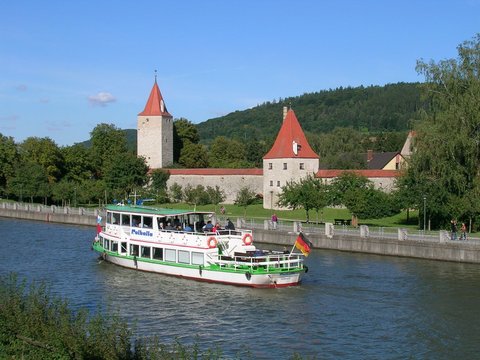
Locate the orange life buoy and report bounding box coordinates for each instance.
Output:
[207,236,218,248]
[242,233,253,246]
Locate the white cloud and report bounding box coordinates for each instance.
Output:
[87,92,116,107]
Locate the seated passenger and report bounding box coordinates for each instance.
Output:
[184,224,193,232]
[213,223,222,232]
[165,222,175,230]
[225,218,235,230]
[203,220,214,232]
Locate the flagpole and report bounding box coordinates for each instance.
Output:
[288,231,301,258]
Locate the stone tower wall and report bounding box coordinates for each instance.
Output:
[137,115,173,169]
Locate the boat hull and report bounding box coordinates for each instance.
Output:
[97,250,303,288]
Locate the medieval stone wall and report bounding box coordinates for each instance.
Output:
[167,174,263,204]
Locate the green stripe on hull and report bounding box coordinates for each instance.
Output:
[93,242,303,275]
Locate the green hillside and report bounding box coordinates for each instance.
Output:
[196,82,425,143]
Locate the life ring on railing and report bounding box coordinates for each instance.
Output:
[207,237,218,248]
[242,233,253,246]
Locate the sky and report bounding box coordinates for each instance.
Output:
[0,0,479,146]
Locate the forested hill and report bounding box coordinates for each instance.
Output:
[196,82,424,143]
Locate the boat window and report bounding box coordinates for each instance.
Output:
[152,247,163,260]
[165,249,176,262]
[141,246,151,258]
[142,216,153,228]
[121,214,130,226]
[120,242,127,254]
[111,242,118,253]
[132,215,141,227]
[106,212,112,224]
[192,252,204,265]
[104,239,110,251]
[130,244,139,256]
[178,250,190,264]
[112,213,120,225]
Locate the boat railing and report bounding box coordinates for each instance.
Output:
[216,252,304,272]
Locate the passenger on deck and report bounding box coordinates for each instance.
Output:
[225,218,235,230]
[165,222,175,230]
[213,223,222,233]
[203,220,214,232]
[183,224,192,232]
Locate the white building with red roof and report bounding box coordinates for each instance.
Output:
[137,77,173,169]
[263,108,319,209]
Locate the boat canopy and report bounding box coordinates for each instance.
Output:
[105,204,215,217]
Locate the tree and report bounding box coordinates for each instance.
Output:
[401,34,480,229]
[90,123,128,178]
[19,137,64,183]
[328,172,370,207]
[173,118,200,162]
[209,136,248,168]
[183,185,210,207]
[206,185,226,211]
[178,141,209,168]
[277,175,327,222]
[149,169,170,203]
[234,187,257,217]
[61,144,94,182]
[104,152,148,200]
[343,185,400,220]
[169,183,183,203]
[8,162,49,203]
[0,133,19,195]
[51,180,76,206]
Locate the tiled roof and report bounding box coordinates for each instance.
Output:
[138,80,172,116]
[316,169,402,178]
[366,152,400,169]
[263,109,319,159]
[167,168,263,176]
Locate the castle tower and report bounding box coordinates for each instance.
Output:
[137,78,173,169]
[263,107,319,209]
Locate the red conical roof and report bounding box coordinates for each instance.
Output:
[263,109,319,159]
[138,80,171,116]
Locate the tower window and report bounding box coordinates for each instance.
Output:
[283,163,287,170]
[300,163,305,170]
[268,163,273,170]
[277,181,281,187]
[270,180,273,186]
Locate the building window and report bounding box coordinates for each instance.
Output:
[300,163,305,170]
[283,163,287,170]
[270,180,273,186]
[268,163,273,170]
[277,181,281,187]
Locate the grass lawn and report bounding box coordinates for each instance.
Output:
[150,201,422,230]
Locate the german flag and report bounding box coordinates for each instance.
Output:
[295,232,313,256]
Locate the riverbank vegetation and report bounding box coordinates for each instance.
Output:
[0,273,308,359]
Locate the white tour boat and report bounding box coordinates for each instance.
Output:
[92,205,308,288]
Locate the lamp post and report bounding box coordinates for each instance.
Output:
[423,195,426,232]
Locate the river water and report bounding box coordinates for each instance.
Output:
[1,217,480,359]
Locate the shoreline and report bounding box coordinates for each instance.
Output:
[2,204,480,264]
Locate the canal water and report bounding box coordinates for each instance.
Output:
[1,217,480,359]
